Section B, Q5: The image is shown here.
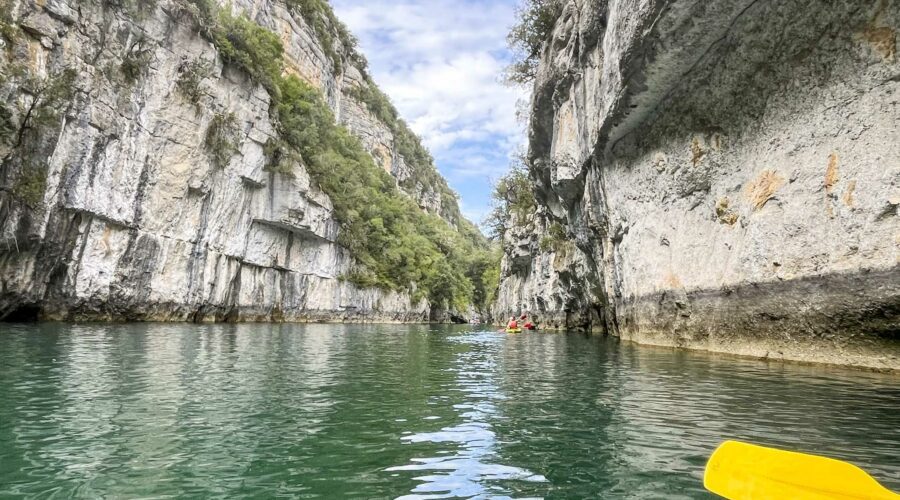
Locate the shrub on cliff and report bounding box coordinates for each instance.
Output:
[172,0,283,96]
[486,158,536,238]
[506,0,564,84]
[205,112,241,168]
[286,0,367,75]
[348,82,461,224]
[176,58,214,105]
[212,8,283,95]
[275,75,492,310]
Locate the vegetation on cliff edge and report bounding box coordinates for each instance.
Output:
[486,159,536,238]
[176,0,497,312]
[505,0,564,85]
[285,0,367,74]
[348,81,461,224]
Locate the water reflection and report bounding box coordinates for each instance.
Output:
[0,324,897,499]
[389,332,546,499]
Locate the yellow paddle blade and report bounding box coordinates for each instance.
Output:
[704,441,900,500]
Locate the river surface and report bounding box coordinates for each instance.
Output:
[0,323,898,499]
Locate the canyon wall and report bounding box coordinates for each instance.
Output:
[495,0,900,369]
[0,0,458,322]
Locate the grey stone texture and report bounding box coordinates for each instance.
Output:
[0,0,455,323]
[494,0,900,369]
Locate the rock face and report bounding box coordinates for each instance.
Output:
[495,0,900,369]
[0,0,459,322]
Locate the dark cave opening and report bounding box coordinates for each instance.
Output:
[2,304,41,322]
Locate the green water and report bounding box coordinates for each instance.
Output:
[0,324,897,499]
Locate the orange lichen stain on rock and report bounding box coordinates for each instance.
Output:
[825,152,839,193]
[663,273,683,289]
[744,169,785,211]
[374,144,392,173]
[715,197,739,225]
[100,225,113,256]
[862,25,897,60]
[691,137,706,166]
[860,0,897,61]
[282,65,319,90]
[843,180,857,207]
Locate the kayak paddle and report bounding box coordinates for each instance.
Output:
[704,440,900,499]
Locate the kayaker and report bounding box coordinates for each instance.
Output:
[507,316,518,330]
[523,317,535,330]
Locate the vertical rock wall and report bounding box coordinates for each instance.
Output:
[0,0,456,322]
[495,0,900,369]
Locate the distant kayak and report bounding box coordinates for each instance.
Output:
[506,328,522,334]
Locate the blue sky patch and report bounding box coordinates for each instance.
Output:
[332,0,529,225]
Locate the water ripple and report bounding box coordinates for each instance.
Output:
[0,323,897,499]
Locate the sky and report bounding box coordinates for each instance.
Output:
[331,0,528,225]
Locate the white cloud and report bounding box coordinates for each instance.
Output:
[332,0,529,222]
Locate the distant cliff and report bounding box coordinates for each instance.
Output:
[0,0,490,322]
[493,0,900,369]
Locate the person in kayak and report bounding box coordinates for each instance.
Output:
[507,316,518,330]
[519,312,535,330]
[523,316,535,330]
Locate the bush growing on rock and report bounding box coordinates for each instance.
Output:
[506,0,564,84]
[205,112,240,168]
[120,38,154,85]
[12,166,47,208]
[212,9,283,96]
[176,58,214,105]
[171,0,218,36]
[349,82,461,224]
[486,158,536,238]
[539,222,567,252]
[285,0,366,74]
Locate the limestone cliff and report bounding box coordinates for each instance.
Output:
[0,0,461,322]
[495,0,900,369]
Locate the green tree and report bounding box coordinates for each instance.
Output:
[486,156,536,238]
[505,0,563,85]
